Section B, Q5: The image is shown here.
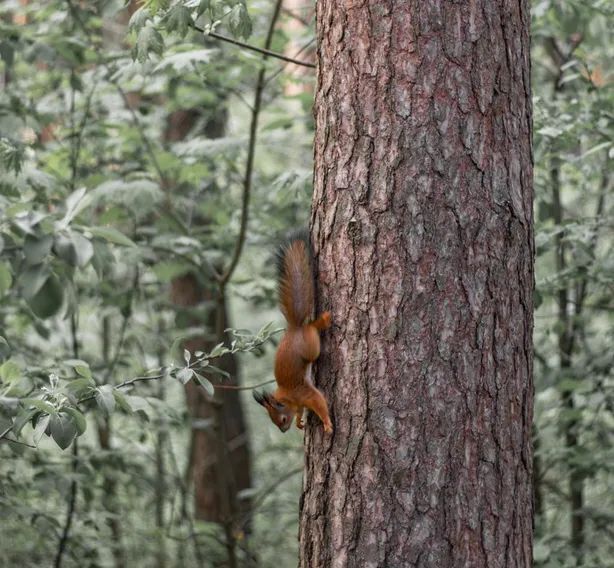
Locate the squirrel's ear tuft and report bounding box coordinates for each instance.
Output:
[254,390,276,407]
[252,390,266,406]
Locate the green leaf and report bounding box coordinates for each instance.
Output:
[0,335,10,359]
[129,6,151,31]
[32,414,50,445]
[60,187,92,228]
[205,364,230,379]
[88,226,137,247]
[196,0,210,16]
[64,378,95,399]
[74,364,92,379]
[50,412,78,449]
[70,232,94,267]
[63,358,88,367]
[54,233,76,264]
[2,374,32,397]
[95,385,116,415]
[582,141,611,159]
[533,542,550,563]
[0,137,24,174]
[176,367,193,385]
[22,398,56,414]
[24,234,53,265]
[169,336,186,365]
[144,0,170,13]
[165,5,192,37]
[209,342,227,358]
[19,264,51,300]
[12,407,36,436]
[153,49,214,73]
[0,261,11,296]
[194,373,214,397]
[91,240,114,278]
[135,25,164,63]
[27,273,63,318]
[228,4,251,39]
[0,359,20,383]
[54,231,93,267]
[113,390,133,414]
[91,179,163,216]
[62,407,87,435]
[537,125,563,138]
[124,395,150,416]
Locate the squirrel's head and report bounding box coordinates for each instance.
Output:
[253,390,293,433]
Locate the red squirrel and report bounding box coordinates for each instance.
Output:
[253,234,333,434]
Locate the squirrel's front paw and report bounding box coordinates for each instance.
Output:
[321,311,332,329]
[323,422,333,434]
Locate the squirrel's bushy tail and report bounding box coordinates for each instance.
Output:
[277,231,314,328]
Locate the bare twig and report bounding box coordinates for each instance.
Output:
[264,37,316,86]
[191,24,315,69]
[0,425,14,440]
[238,466,302,530]
[0,436,35,448]
[281,6,312,27]
[54,284,82,568]
[213,379,275,391]
[54,441,79,568]
[219,0,285,286]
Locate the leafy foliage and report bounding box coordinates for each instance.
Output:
[532,2,614,566]
[1,0,311,565]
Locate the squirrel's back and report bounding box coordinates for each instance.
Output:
[277,232,314,328]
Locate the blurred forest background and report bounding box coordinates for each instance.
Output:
[0,1,612,567]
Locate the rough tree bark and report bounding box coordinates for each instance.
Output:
[300,2,534,567]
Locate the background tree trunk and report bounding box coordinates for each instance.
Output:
[166,109,253,531]
[301,2,534,566]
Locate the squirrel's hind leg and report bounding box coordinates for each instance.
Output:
[311,311,331,331]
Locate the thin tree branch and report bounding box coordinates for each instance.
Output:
[54,285,82,568]
[238,466,302,530]
[102,268,139,384]
[281,6,312,27]
[112,81,167,185]
[547,34,586,562]
[0,436,35,448]
[573,171,609,322]
[0,425,14,440]
[191,24,315,69]
[54,440,79,568]
[166,435,206,565]
[219,0,285,286]
[264,37,316,86]
[213,379,275,391]
[76,329,280,405]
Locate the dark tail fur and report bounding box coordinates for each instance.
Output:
[276,230,314,327]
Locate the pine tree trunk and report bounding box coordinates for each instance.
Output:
[300,2,534,566]
[166,109,252,529]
